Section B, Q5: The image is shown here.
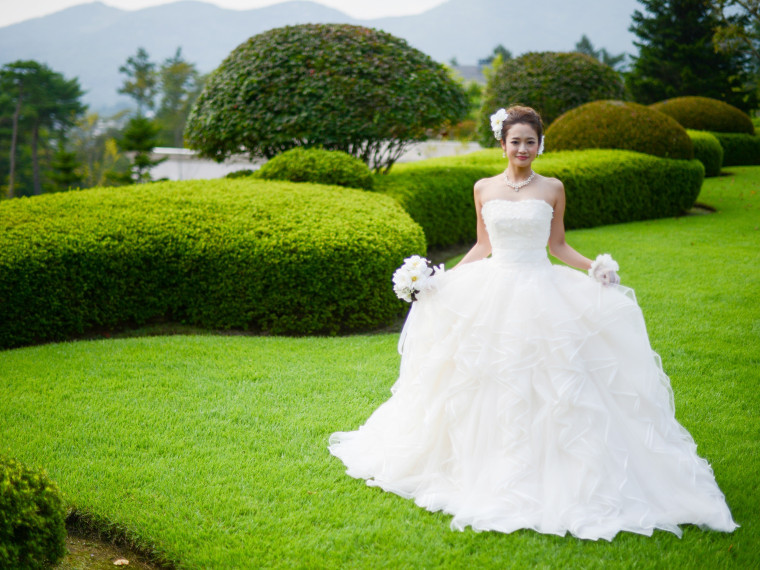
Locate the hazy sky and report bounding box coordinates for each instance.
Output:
[0,0,447,27]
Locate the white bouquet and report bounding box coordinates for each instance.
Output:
[588,253,620,286]
[392,255,444,303]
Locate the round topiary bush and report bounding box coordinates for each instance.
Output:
[185,23,468,173]
[0,455,67,568]
[478,51,625,145]
[257,147,373,190]
[687,130,723,177]
[544,100,693,160]
[0,179,425,349]
[650,96,755,135]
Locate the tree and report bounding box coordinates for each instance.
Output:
[118,47,158,116]
[118,115,166,183]
[627,0,757,111]
[479,51,626,144]
[68,111,131,188]
[574,35,627,70]
[711,0,760,61]
[49,145,83,191]
[478,44,513,67]
[185,24,469,173]
[155,48,203,147]
[711,0,760,102]
[0,61,39,198]
[0,60,86,197]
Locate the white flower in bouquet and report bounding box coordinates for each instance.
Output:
[392,256,444,303]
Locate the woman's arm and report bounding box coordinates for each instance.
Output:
[454,179,492,268]
[547,180,594,271]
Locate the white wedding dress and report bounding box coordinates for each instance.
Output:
[329,199,738,541]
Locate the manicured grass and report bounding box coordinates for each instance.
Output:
[1,168,759,568]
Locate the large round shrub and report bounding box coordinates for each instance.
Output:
[544,100,693,160]
[389,149,703,232]
[0,455,66,568]
[257,147,373,190]
[0,180,425,349]
[687,130,723,177]
[650,96,755,134]
[185,24,468,173]
[478,51,625,145]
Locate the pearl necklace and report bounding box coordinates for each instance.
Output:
[504,170,535,191]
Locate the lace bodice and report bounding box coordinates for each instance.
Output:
[481,199,553,264]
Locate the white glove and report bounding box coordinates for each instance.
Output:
[588,254,620,286]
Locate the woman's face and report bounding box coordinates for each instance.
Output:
[501,123,540,166]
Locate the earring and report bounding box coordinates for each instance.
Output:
[502,151,506,158]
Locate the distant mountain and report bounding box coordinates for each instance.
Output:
[0,0,639,111]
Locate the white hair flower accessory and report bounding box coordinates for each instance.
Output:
[538,136,545,156]
[490,108,509,140]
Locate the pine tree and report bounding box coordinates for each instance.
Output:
[118,116,166,184]
[627,0,756,110]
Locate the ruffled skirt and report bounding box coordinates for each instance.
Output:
[329,257,738,540]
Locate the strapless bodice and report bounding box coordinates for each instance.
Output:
[481,199,553,264]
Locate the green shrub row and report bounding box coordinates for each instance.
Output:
[687,130,724,177]
[373,165,495,247]
[710,132,760,166]
[0,455,66,568]
[0,180,425,349]
[392,149,704,234]
[256,147,374,189]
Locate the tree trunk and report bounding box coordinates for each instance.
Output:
[31,120,41,195]
[8,80,23,199]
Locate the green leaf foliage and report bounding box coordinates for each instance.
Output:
[184,24,468,173]
[709,132,760,166]
[650,96,755,135]
[478,51,625,145]
[0,455,66,569]
[626,0,757,112]
[373,165,495,247]
[257,147,373,190]
[544,100,694,160]
[0,180,425,349]
[389,149,704,234]
[687,130,724,177]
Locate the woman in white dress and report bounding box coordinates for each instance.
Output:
[329,106,738,540]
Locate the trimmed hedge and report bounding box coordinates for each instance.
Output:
[388,149,704,233]
[687,130,723,177]
[373,165,496,247]
[544,100,694,160]
[0,180,425,349]
[0,455,66,568]
[709,132,760,166]
[257,147,373,190]
[479,51,625,145]
[651,96,755,135]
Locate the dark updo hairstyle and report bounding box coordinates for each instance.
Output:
[500,105,544,142]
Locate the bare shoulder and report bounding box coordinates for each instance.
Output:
[536,174,565,205]
[473,173,503,201]
[474,173,502,191]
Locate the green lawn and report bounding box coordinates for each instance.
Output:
[1,167,758,568]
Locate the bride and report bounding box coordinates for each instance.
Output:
[328,105,738,540]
